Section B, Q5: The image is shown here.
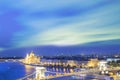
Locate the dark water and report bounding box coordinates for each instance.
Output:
[0,62,35,80]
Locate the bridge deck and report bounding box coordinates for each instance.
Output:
[18,68,120,80]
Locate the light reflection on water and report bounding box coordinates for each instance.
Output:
[24,65,35,74]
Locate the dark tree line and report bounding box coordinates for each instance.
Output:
[108,60,120,67]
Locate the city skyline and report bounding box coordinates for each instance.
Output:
[0,0,120,56]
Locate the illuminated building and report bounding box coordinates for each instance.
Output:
[23,51,40,64]
[67,60,77,67]
[87,58,99,68]
[99,61,107,71]
[107,58,120,62]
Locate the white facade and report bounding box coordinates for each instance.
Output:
[107,58,120,62]
[99,61,107,71]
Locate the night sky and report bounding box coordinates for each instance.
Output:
[0,0,120,57]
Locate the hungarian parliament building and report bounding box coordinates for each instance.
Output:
[22,51,40,64]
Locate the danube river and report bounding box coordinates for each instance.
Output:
[0,61,77,80]
[0,61,99,80]
[0,61,35,80]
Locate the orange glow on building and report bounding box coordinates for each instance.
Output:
[87,58,99,68]
[23,51,40,64]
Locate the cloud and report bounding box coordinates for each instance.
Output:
[0,0,120,49]
[0,48,4,51]
[12,18,120,48]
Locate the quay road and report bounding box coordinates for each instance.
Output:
[0,59,21,62]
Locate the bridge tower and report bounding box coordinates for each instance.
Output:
[35,67,46,80]
[99,61,108,74]
[99,61,107,71]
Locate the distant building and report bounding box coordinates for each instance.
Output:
[23,51,40,64]
[67,60,77,67]
[40,59,79,67]
[107,58,120,62]
[87,58,99,68]
[76,61,88,68]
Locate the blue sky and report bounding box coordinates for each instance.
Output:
[0,0,120,56]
